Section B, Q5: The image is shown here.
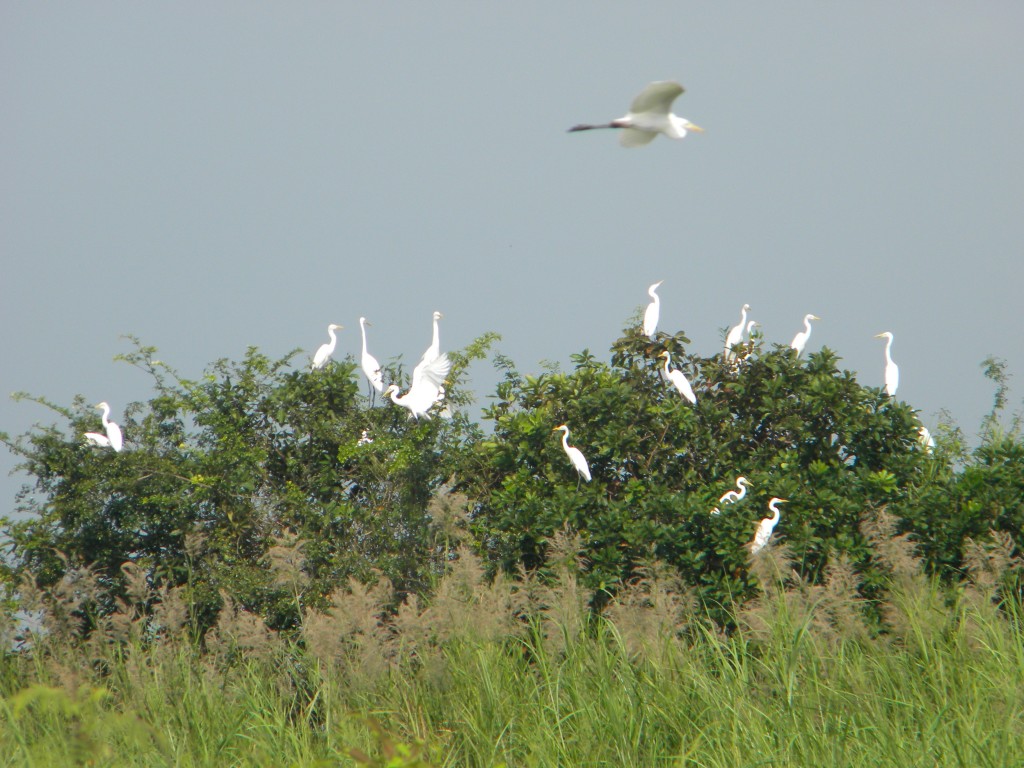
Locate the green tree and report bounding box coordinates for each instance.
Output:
[2,335,495,633]
[461,324,935,609]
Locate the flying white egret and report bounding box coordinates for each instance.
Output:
[311,324,343,370]
[710,476,751,515]
[751,498,786,554]
[359,317,384,395]
[875,332,899,396]
[659,351,696,405]
[568,80,704,148]
[412,311,443,387]
[84,401,123,452]
[385,353,450,420]
[643,281,663,338]
[553,424,592,485]
[790,314,821,356]
[724,304,751,360]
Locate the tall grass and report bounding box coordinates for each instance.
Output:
[2,516,1023,766]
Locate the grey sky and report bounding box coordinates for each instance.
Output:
[3,4,1023,512]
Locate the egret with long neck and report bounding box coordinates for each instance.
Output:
[359,317,384,398]
[875,331,899,396]
[643,281,663,338]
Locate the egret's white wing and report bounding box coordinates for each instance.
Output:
[629,81,684,116]
[401,353,451,416]
[415,352,450,388]
[619,128,658,148]
[363,353,384,392]
[84,432,110,448]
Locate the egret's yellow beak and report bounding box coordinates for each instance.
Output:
[688,124,705,133]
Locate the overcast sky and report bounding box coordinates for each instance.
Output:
[3,3,1023,513]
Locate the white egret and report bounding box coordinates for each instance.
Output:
[721,476,752,505]
[751,498,786,554]
[643,281,663,338]
[412,311,443,387]
[918,426,935,453]
[724,304,751,360]
[745,320,760,336]
[83,432,111,448]
[875,332,899,396]
[385,353,450,420]
[568,80,704,148]
[553,424,592,485]
[359,317,384,395]
[711,476,751,515]
[659,351,696,405]
[311,324,343,370]
[790,314,821,356]
[85,402,123,452]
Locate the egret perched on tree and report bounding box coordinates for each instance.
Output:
[918,426,935,453]
[790,314,821,356]
[724,304,751,360]
[311,324,343,370]
[359,317,384,396]
[643,281,663,338]
[722,476,752,505]
[385,353,450,420]
[746,320,760,336]
[659,351,696,405]
[875,332,899,396]
[553,424,592,486]
[751,498,786,554]
[568,80,704,148]
[710,476,751,515]
[412,311,443,386]
[84,402,123,452]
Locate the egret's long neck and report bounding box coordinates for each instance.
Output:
[662,356,672,376]
[100,405,111,428]
[739,307,748,326]
[561,429,571,450]
[360,321,368,355]
[884,336,894,364]
[803,317,813,334]
[431,318,440,351]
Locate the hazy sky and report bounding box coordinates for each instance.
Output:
[3,4,1023,512]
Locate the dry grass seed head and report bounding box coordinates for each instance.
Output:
[862,507,923,582]
[302,574,394,690]
[605,560,694,661]
[747,541,798,597]
[206,591,278,662]
[426,547,523,645]
[536,532,591,658]
[821,554,871,644]
[266,532,309,592]
[151,585,190,640]
[427,487,472,548]
[963,531,1018,599]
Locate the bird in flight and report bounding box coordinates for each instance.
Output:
[568,80,704,147]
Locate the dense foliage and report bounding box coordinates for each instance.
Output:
[2,324,1022,632]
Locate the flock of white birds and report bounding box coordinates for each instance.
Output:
[548,277,907,555]
[80,81,919,558]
